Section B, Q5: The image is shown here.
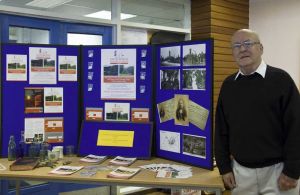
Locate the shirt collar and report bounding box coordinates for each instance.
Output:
[234,60,267,80]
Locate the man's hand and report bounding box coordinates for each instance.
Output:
[222,172,236,189]
[278,173,298,191]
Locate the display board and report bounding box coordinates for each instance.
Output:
[155,40,213,169]
[79,45,153,158]
[1,44,81,157]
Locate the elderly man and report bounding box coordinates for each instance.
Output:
[215,29,300,195]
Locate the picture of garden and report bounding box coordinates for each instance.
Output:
[183,68,206,90]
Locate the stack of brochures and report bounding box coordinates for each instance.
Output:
[49,165,83,175]
[139,163,193,178]
[79,154,108,163]
[107,166,141,179]
[109,156,137,166]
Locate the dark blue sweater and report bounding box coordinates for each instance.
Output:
[215,65,300,179]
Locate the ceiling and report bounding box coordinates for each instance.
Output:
[0,0,188,28]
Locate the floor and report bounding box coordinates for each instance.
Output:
[59,187,232,195]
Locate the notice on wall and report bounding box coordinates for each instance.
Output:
[6,54,27,81]
[24,118,45,143]
[101,49,136,100]
[29,47,57,84]
[58,55,77,81]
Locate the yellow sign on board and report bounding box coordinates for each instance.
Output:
[97,130,134,147]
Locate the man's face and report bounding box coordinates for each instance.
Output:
[231,31,263,70]
[179,100,184,108]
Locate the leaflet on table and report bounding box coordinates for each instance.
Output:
[100,48,136,100]
[58,55,77,81]
[80,154,107,163]
[49,165,83,175]
[109,156,137,166]
[44,87,63,113]
[6,54,27,81]
[29,47,57,84]
[107,166,141,179]
[25,117,64,143]
[97,130,134,147]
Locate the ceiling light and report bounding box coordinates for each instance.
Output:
[85,10,136,20]
[121,13,137,20]
[26,0,73,9]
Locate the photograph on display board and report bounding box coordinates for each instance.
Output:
[182,133,206,159]
[160,130,180,153]
[88,72,94,80]
[44,117,64,143]
[25,87,44,113]
[188,100,209,130]
[88,62,93,70]
[29,47,57,84]
[6,54,27,81]
[131,108,149,122]
[160,69,180,90]
[88,50,94,58]
[160,46,181,67]
[141,49,147,57]
[101,49,136,100]
[174,94,189,126]
[140,85,146,94]
[58,55,77,81]
[88,83,93,91]
[157,98,174,123]
[141,61,146,69]
[183,44,206,66]
[85,107,103,121]
[182,68,206,90]
[140,71,146,80]
[44,87,63,113]
[104,102,130,121]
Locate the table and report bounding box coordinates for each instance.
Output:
[0,157,224,195]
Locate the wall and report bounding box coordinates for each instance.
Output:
[191,0,249,111]
[250,0,300,89]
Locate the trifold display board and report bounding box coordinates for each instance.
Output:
[79,45,153,158]
[155,39,213,169]
[1,44,80,156]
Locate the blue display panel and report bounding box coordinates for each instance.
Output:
[79,45,153,158]
[155,40,214,169]
[1,44,80,156]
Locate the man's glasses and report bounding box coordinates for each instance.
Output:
[232,41,260,50]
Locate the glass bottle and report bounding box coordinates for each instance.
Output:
[18,131,27,158]
[8,135,16,161]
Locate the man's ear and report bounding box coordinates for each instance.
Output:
[260,44,264,52]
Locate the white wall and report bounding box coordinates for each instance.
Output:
[250,0,300,88]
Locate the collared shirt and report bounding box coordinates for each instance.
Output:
[234,60,267,80]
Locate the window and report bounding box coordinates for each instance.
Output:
[9,26,49,44]
[67,33,103,45]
